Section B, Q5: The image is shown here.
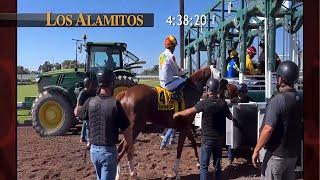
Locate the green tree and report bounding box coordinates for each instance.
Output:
[140,65,159,75]
[54,63,62,70]
[38,61,54,72]
[17,65,30,74]
[17,66,24,74]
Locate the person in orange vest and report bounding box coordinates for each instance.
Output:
[246,46,257,75]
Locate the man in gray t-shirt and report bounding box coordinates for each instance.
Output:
[252,61,302,180]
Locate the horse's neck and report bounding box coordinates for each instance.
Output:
[182,67,211,107]
[183,81,202,108]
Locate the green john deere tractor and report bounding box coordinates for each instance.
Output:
[31,40,145,136]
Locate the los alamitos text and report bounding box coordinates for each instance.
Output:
[43,12,154,27]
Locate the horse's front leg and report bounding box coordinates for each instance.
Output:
[174,129,187,179]
[185,127,200,169]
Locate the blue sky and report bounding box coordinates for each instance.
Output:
[18,0,303,71]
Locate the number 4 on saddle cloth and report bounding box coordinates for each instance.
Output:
[155,86,186,112]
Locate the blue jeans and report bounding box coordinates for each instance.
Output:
[161,128,176,147]
[200,141,222,180]
[90,144,117,180]
[80,120,89,141]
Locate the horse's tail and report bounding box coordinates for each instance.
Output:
[116,90,127,101]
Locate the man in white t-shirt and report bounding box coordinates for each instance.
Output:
[159,35,185,100]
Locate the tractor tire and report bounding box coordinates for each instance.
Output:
[113,76,137,98]
[31,90,74,136]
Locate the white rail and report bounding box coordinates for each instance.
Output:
[136,75,159,80]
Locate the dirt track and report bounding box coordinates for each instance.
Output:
[18,126,272,180]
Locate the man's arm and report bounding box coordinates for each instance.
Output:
[248,61,256,75]
[173,99,207,120]
[254,124,273,152]
[74,93,81,116]
[173,107,197,120]
[252,97,280,168]
[74,90,84,116]
[76,98,90,120]
[252,124,273,168]
[74,105,79,117]
[170,56,184,76]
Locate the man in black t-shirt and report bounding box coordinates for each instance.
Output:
[74,77,96,143]
[173,78,232,180]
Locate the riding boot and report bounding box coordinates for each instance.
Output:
[172,90,182,103]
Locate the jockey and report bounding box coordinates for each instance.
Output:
[246,46,257,75]
[226,50,240,78]
[159,35,186,100]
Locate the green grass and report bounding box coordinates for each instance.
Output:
[17,84,38,102]
[17,80,159,102]
[17,84,37,124]
[139,79,159,87]
[16,80,159,124]
[17,109,31,123]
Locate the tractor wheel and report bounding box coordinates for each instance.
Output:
[113,76,137,98]
[31,90,74,136]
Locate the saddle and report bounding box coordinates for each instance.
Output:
[155,86,185,112]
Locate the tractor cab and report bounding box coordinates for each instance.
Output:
[31,38,145,136]
[85,42,127,73]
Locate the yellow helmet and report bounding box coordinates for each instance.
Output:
[164,35,177,48]
[230,50,238,58]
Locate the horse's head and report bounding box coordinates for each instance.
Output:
[182,67,212,106]
[188,66,212,92]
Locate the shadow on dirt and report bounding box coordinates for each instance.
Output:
[141,123,165,134]
[179,172,213,180]
[223,162,260,179]
[179,163,260,180]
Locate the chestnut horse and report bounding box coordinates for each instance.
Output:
[219,79,238,99]
[116,66,238,178]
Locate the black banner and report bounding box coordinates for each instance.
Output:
[0,13,154,27]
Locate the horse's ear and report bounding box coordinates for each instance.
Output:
[204,67,211,79]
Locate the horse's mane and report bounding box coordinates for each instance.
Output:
[116,91,127,101]
[188,67,211,87]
